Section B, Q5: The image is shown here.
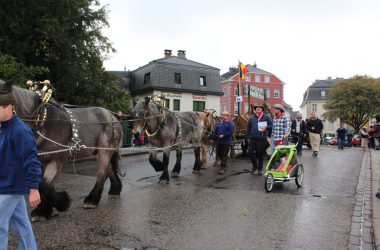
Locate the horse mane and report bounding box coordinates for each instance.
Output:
[12,86,41,118]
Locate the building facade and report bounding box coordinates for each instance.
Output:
[220,63,285,116]
[127,50,223,112]
[300,77,344,134]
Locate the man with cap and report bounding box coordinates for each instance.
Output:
[0,79,41,249]
[213,110,234,174]
[246,103,272,175]
[306,111,324,156]
[291,112,306,155]
[271,104,291,153]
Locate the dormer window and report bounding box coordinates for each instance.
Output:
[321,90,326,97]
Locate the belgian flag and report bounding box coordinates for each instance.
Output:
[239,62,248,80]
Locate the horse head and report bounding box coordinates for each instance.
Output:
[130,97,163,136]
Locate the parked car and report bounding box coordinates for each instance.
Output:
[323,133,335,145]
[331,138,349,147]
[352,134,361,147]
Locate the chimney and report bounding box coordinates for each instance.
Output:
[327,76,332,80]
[164,49,172,58]
[177,50,186,59]
[229,66,237,72]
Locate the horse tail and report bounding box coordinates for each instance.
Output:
[111,150,125,177]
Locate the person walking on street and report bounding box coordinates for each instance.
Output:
[336,124,346,150]
[271,104,291,153]
[213,110,234,174]
[246,103,272,175]
[346,129,353,147]
[360,127,368,150]
[291,112,306,155]
[0,80,42,250]
[306,112,324,157]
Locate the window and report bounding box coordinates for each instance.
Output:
[144,73,151,84]
[245,74,251,82]
[235,87,238,96]
[265,74,270,83]
[274,90,280,98]
[200,76,206,86]
[244,102,249,113]
[312,104,317,112]
[223,87,227,96]
[234,104,238,115]
[321,90,326,97]
[173,99,180,111]
[255,74,260,82]
[264,89,270,99]
[193,101,205,112]
[174,73,181,84]
[164,99,170,109]
[243,85,248,96]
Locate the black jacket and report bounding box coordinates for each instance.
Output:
[291,119,307,135]
[306,118,323,134]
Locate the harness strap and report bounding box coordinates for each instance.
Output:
[65,108,81,145]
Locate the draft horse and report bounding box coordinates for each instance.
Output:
[0,80,123,221]
[131,96,203,183]
[197,109,221,167]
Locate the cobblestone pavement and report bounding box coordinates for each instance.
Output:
[349,149,374,250]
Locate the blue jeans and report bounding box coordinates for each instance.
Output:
[337,138,345,150]
[0,195,37,250]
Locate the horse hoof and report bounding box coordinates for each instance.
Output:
[83,203,97,209]
[108,194,121,199]
[31,216,43,222]
[192,170,201,175]
[171,172,179,178]
[158,179,169,184]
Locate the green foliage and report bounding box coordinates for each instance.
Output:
[0,54,49,85]
[323,75,380,132]
[0,0,131,113]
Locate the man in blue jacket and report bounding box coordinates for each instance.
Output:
[0,80,41,250]
[246,103,272,175]
[214,110,234,174]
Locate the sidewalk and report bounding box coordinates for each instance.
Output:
[372,149,380,249]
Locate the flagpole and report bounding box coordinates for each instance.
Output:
[238,62,241,116]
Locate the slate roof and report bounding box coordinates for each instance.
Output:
[302,77,344,103]
[221,64,273,81]
[135,55,219,72]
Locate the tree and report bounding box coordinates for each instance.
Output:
[0,54,49,85]
[0,0,130,113]
[323,75,380,133]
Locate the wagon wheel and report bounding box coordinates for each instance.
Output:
[265,174,274,192]
[295,164,304,187]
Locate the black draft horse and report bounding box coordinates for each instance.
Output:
[0,80,123,221]
[131,96,203,183]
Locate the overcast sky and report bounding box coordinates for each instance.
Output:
[101,0,380,110]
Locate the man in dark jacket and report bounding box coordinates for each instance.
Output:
[214,110,234,174]
[0,80,41,250]
[246,103,272,175]
[336,124,347,150]
[291,112,307,155]
[306,112,324,157]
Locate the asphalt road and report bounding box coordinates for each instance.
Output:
[10,145,364,249]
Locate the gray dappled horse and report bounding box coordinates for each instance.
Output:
[0,81,123,221]
[131,97,202,183]
[197,109,221,167]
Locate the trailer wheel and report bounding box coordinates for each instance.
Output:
[265,174,274,192]
[295,164,304,187]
